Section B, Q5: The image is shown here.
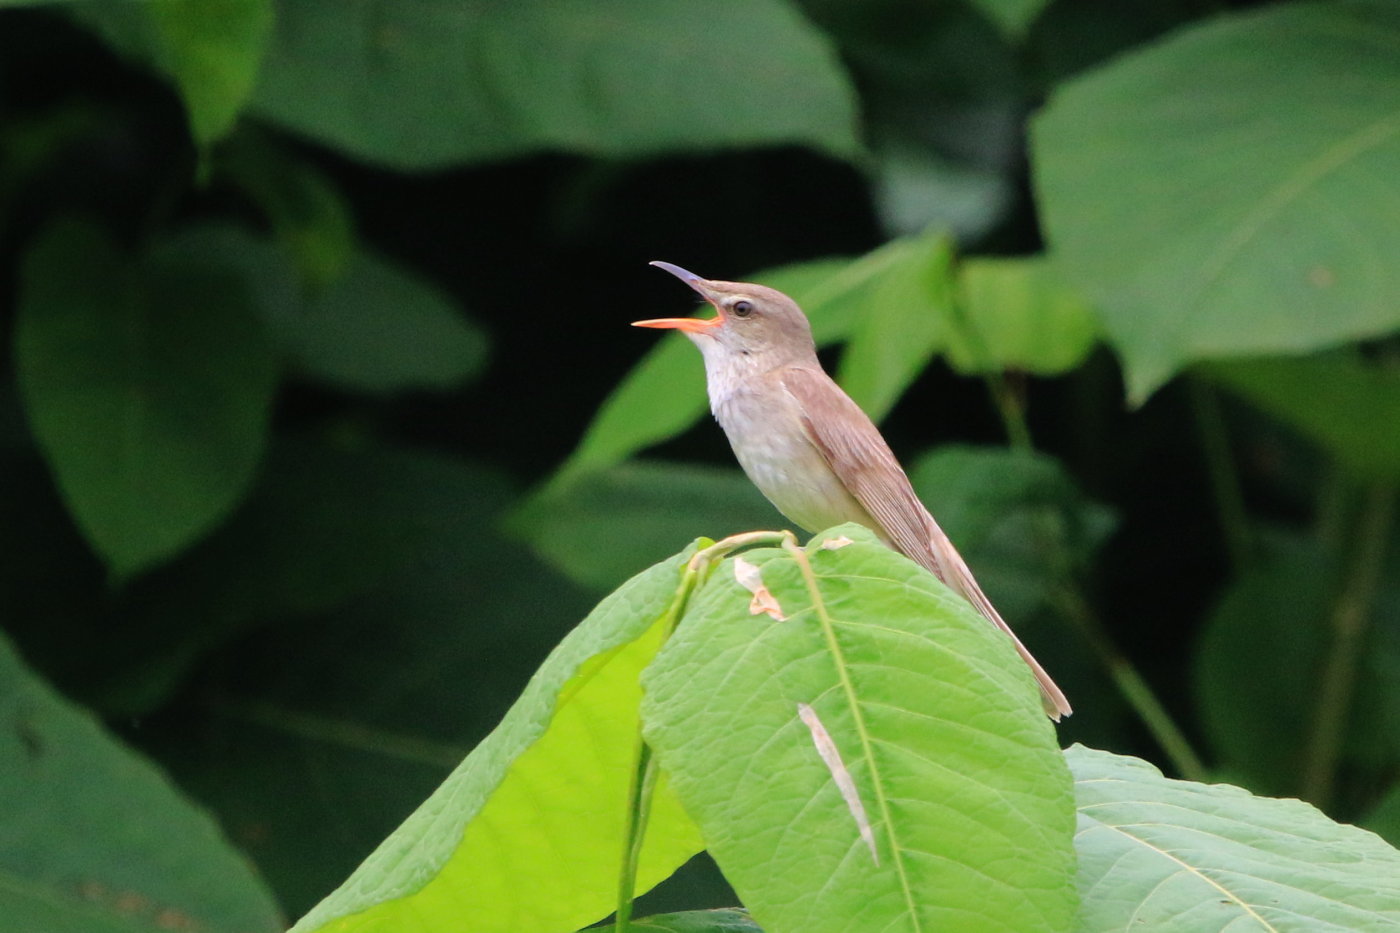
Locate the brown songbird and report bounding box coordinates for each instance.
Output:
[635,260,1071,720]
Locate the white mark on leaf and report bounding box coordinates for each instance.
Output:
[820,535,854,550]
[733,556,785,621]
[797,701,878,865]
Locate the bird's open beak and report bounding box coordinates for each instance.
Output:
[633,260,724,332]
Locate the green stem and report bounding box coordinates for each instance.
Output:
[1188,377,1252,572]
[1301,481,1397,809]
[614,531,792,932]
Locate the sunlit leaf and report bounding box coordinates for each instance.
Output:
[15,219,277,579]
[251,0,859,169]
[1033,0,1400,400]
[1069,744,1400,931]
[643,525,1078,933]
[0,632,282,933]
[290,545,708,933]
[946,256,1099,376]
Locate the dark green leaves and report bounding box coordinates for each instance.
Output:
[0,632,282,933]
[1034,0,1400,400]
[1069,745,1400,930]
[643,526,1079,933]
[16,220,277,579]
[251,0,860,169]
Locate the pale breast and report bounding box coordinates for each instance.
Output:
[713,380,875,534]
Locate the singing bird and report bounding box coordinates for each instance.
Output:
[635,261,1071,720]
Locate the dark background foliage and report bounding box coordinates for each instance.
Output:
[2,0,1398,928]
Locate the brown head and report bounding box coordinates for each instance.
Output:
[634,261,818,372]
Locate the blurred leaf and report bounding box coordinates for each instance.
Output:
[871,142,1013,241]
[966,0,1050,39]
[16,219,277,579]
[217,129,356,289]
[1033,0,1400,401]
[630,909,762,932]
[836,231,953,421]
[1192,534,1400,797]
[642,525,1078,933]
[909,445,1115,622]
[0,632,282,933]
[280,250,489,394]
[513,460,782,591]
[147,0,273,145]
[1208,354,1400,482]
[290,545,708,933]
[251,0,860,169]
[946,256,1099,376]
[97,438,517,715]
[1068,744,1400,930]
[1364,784,1400,849]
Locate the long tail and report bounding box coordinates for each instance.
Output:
[921,524,1072,721]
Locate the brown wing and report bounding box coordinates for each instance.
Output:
[779,365,1072,720]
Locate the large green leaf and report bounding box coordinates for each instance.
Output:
[250,0,859,169]
[1033,0,1400,401]
[513,460,783,591]
[836,233,953,421]
[630,909,763,933]
[148,0,273,145]
[1208,354,1400,482]
[1068,744,1400,931]
[290,545,708,933]
[15,219,277,579]
[0,632,282,933]
[946,256,1099,376]
[1192,534,1400,797]
[642,525,1078,933]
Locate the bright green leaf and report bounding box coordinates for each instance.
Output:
[0,632,282,933]
[1068,744,1400,930]
[1208,354,1400,482]
[1033,0,1400,401]
[643,525,1078,933]
[512,460,782,591]
[251,0,859,169]
[837,232,953,421]
[909,445,1115,622]
[947,256,1099,376]
[147,0,273,145]
[283,251,489,393]
[16,219,277,579]
[291,545,708,933]
[1192,534,1400,797]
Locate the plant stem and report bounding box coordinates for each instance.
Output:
[1301,481,1397,810]
[1188,377,1253,573]
[614,531,792,932]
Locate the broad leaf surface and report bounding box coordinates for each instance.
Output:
[16,220,277,578]
[147,0,272,145]
[291,545,707,933]
[1033,0,1400,400]
[630,909,763,932]
[0,632,282,933]
[1068,744,1400,931]
[946,256,1098,376]
[1208,354,1400,482]
[1192,534,1400,796]
[251,0,859,169]
[836,233,953,421]
[514,460,782,591]
[284,250,489,393]
[642,524,1078,933]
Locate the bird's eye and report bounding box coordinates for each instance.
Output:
[731,300,754,318]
